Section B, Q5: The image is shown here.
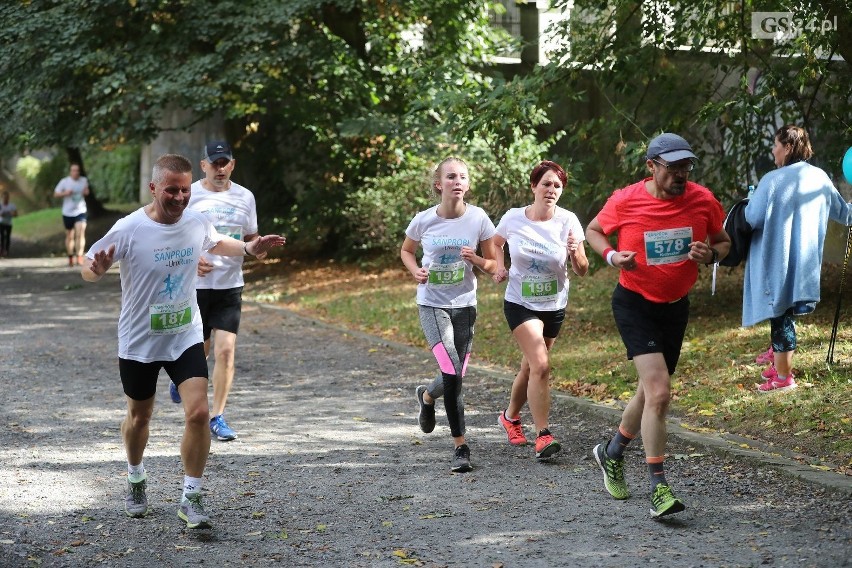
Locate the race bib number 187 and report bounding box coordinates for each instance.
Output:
[149,299,192,335]
[644,227,693,266]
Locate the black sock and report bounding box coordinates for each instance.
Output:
[648,459,667,491]
[606,427,634,460]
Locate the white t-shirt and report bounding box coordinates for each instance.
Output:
[405,204,496,308]
[86,208,223,362]
[496,206,585,311]
[54,176,89,217]
[187,180,259,289]
[0,202,16,226]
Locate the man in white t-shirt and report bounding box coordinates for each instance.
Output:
[81,154,285,529]
[54,164,90,266]
[168,140,261,443]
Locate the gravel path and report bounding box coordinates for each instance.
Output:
[0,258,849,567]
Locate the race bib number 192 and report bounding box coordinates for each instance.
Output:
[644,227,693,266]
[428,261,465,285]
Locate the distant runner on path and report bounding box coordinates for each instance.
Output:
[81,154,285,529]
[54,163,90,267]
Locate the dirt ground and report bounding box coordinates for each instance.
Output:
[0,258,849,568]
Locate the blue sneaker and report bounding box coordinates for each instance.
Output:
[210,414,237,441]
[169,382,181,404]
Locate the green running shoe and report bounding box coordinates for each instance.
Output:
[178,493,212,529]
[593,441,629,500]
[125,478,149,518]
[650,483,686,518]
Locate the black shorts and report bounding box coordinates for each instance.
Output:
[196,287,243,340]
[62,213,87,230]
[503,300,566,339]
[611,284,690,376]
[118,343,208,401]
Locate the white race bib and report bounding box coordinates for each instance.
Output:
[644,227,692,266]
[215,225,243,240]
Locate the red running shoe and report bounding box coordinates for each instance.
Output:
[534,428,561,460]
[498,412,528,446]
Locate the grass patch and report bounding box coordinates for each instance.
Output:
[244,257,852,471]
[12,207,68,240]
[10,203,140,256]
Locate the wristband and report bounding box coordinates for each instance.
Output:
[243,242,253,257]
[705,247,718,265]
[603,247,616,267]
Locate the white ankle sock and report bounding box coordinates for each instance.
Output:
[182,475,203,501]
[128,462,146,483]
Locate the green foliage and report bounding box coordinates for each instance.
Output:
[546,0,852,206]
[4,1,847,256]
[34,154,69,207]
[15,156,41,182]
[84,145,140,204]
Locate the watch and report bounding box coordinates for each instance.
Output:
[706,248,718,265]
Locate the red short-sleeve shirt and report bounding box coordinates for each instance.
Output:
[596,178,725,303]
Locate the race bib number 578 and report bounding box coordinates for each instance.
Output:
[644,227,693,266]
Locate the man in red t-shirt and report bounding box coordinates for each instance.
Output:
[585,133,731,517]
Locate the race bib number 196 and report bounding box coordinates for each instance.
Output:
[149,299,192,335]
[644,227,693,266]
[521,277,558,302]
[428,261,465,285]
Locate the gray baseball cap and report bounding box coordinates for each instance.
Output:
[646,133,697,162]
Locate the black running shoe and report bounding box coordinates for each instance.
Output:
[415,385,436,433]
[451,444,473,473]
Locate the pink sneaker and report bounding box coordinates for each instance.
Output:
[755,347,774,364]
[761,365,777,379]
[498,412,528,446]
[757,373,797,393]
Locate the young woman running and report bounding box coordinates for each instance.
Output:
[493,160,588,460]
[401,157,497,473]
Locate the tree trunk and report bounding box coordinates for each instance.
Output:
[65,146,107,217]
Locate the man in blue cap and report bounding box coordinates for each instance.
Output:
[584,133,731,517]
[169,140,264,443]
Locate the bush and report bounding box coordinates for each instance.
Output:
[85,144,140,204]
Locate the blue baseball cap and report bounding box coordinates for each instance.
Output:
[646,133,697,162]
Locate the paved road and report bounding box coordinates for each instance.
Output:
[0,259,849,567]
